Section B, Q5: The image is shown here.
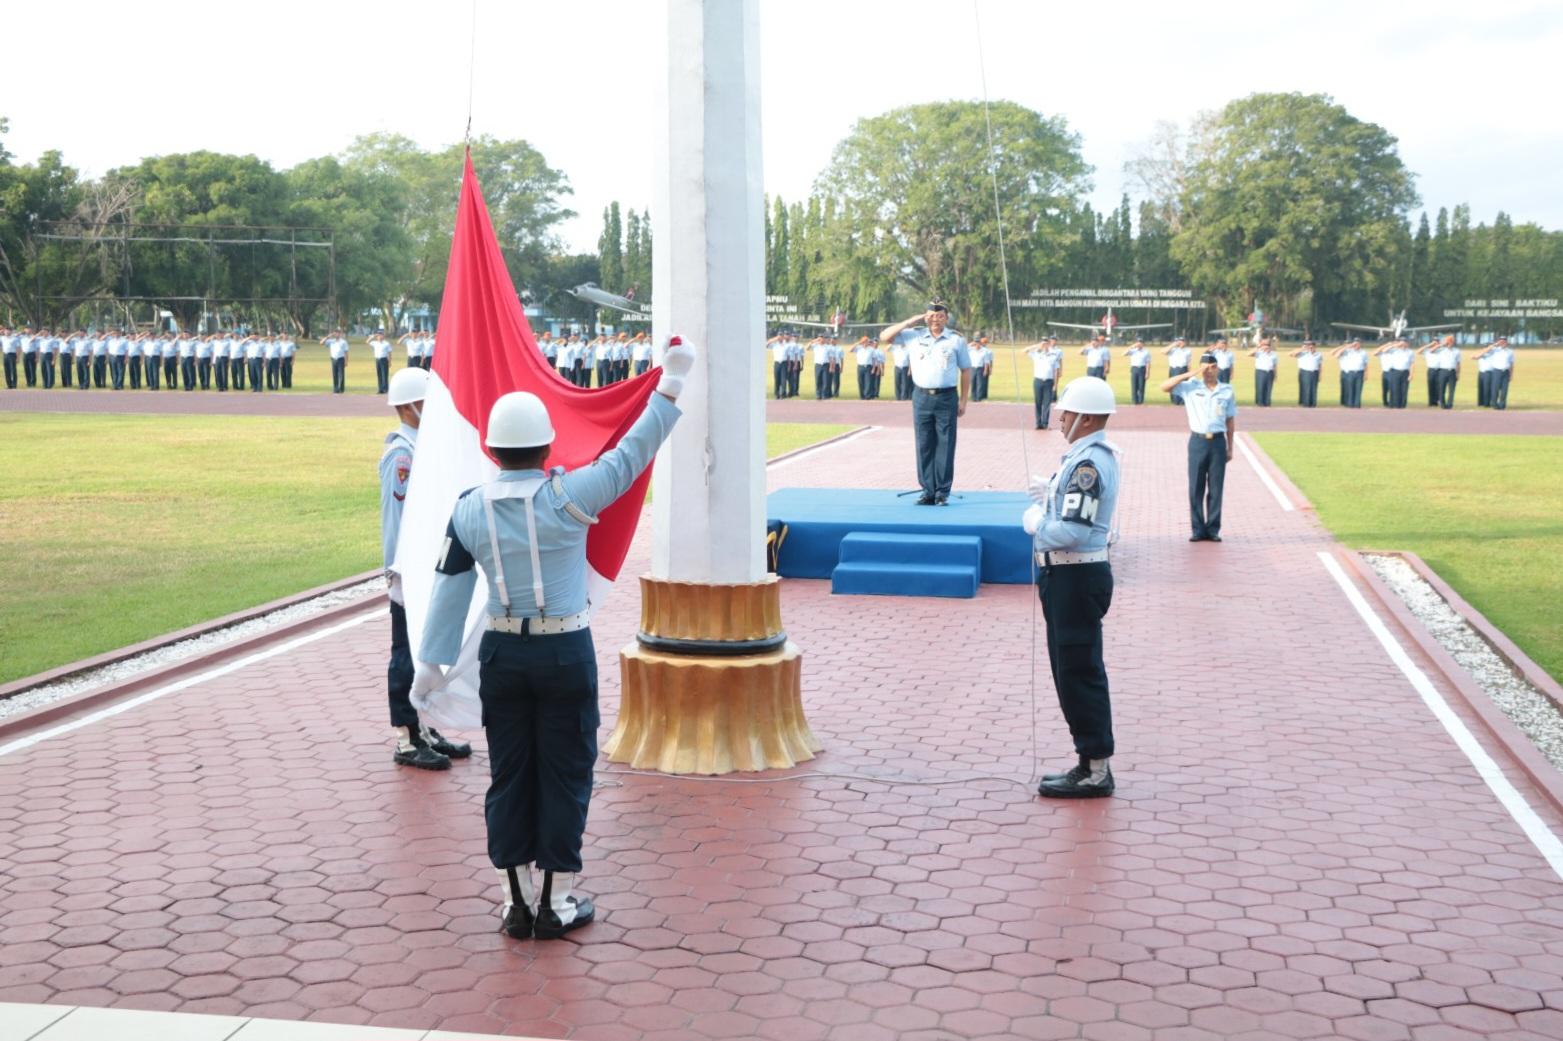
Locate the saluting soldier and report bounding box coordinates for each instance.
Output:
[1211,336,1234,384]
[1290,339,1322,407]
[1162,352,1237,542]
[413,336,694,940]
[1081,335,1111,379]
[1249,336,1277,407]
[1331,338,1366,407]
[373,332,393,394]
[1027,335,1064,429]
[326,329,349,394]
[19,327,39,388]
[1,326,19,389]
[880,302,971,505]
[245,333,264,392]
[1022,376,1122,798]
[1164,336,1191,381]
[1477,336,1514,409]
[1124,338,1150,405]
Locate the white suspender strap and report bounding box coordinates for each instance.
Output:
[522,494,546,616]
[552,473,599,526]
[483,477,550,618]
[481,493,511,615]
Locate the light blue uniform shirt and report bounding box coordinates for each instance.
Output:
[1032,431,1119,554]
[379,424,416,571]
[419,394,681,665]
[1172,379,1237,434]
[894,328,971,389]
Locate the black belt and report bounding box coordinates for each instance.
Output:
[1192,431,1226,441]
[915,386,956,394]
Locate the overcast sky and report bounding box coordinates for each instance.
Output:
[5,0,1560,255]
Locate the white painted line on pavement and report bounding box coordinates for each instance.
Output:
[766,425,880,470]
[0,609,384,759]
[1239,434,1294,512]
[1318,551,1563,880]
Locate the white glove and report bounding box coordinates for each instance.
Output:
[656,335,696,399]
[1027,473,1051,504]
[410,661,447,703]
[1022,503,1045,536]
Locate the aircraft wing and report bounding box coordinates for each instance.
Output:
[1045,320,1103,331]
[1112,321,1173,332]
[1404,323,1462,334]
[1331,321,1393,335]
[1210,326,1250,335]
[1267,326,1305,336]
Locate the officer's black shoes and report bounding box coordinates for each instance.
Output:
[422,727,472,759]
[1041,756,1090,785]
[393,726,452,770]
[533,871,596,940]
[934,495,949,506]
[1189,534,1205,542]
[500,866,536,939]
[915,493,936,506]
[1207,534,1223,543]
[1038,758,1114,799]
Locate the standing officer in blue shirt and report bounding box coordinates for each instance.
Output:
[1081,335,1111,379]
[380,366,471,772]
[412,337,693,941]
[1022,376,1121,798]
[880,303,971,505]
[1162,352,1237,542]
[1123,339,1151,404]
[1477,337,1514,409]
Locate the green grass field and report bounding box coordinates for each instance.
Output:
[772,343,1563,411]
[0,415,851,685]
[1256,432,1563,683]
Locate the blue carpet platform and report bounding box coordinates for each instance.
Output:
[766,487,1033,598]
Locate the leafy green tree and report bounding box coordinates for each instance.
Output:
[1409,212,1432,318]
[598,201,623,295]
[623,208,642,297]
[1171,92,1417,327]
[817,100,1089,327]
[767,196,790,297]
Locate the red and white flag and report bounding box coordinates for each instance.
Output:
[398,151,661,728]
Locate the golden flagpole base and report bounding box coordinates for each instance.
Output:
[606,576,819,775]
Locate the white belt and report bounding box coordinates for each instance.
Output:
[1038,549,1109,567]
[487,611,590,635]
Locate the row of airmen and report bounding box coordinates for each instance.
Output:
[762,334,1002,402]
[1,327,300,391]
[536,331,656,388]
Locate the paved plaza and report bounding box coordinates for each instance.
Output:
[3,420,1563,1040]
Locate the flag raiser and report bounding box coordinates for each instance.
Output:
[396,151,662,728]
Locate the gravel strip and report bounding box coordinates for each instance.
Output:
[0,580,383,723]
[1367,553,1563,771]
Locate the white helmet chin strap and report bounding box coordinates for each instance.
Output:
[1062,413,1084,442]
[410,402,422,422]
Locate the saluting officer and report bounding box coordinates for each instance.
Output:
[1124,338,1150,405]
[1211,336,1234,384]
[2,326,19,389]
[1162,352,1237,542]
[326,329,349,394]
[413,336,693,940]
[1249,336,1277,406]
[880,302,972,505]
[381,366,472,772]
[281,334,298,388]
[1164,336,1191,381]
[1332,338,1367,407]
[1081,335,1111,379]
[373,333,393,394]
[632,332,653,377]
[1290,339,1322,407]
[1022,376,1122,799]
[1027,335,1063,429]
[1477,336,1514,409]
[20,327,39,388]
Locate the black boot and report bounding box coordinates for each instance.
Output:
[1039,757,1114,799]
[1040,756,1090,785]
[422,726,471,760]
[533,871,595,940]
[500,866,535,939]
[392,727,450,770]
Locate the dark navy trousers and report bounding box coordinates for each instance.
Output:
[1188,432,1227,539]
[479,628,599,874]
[387,600,419,730]
[912,386,959,498]
[1039,561,1114,760]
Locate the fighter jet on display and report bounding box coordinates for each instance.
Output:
[1046,306,1171,341]
[568,283,652,321]
[1331,309,1460,341]
[1212,308,1303,343]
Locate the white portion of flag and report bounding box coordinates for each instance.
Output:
[395,372,493,730]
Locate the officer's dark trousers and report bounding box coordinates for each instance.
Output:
[1492,370,1510,410]
[1039,561,1114,760]
[855,364,867,399]
[1130,366,1147,405]
[266,358,280,390]
[1477,370,1491,407]
[869,370,882,399]
[1380,372,1391,406]
[1440,372,1457,409]
[110,357,126,389]
[282,357,294,388]
[1340,372,1361,407]
[76,356,91,388]
[1390,370,1410,409]
[164,356,178,388]
[1254,369,1273,406]
[635,360,650,376]
[23,353,37,387]
[895,367,909,400]
[912,386,958,498]
[387,600,420,730]
[376,357,390,394]
[198,359,211,389]
[1188,433,1227,539]
[213,359,226,391]
[4,354,19,389]
[479,628,599,874]
[788,365,800,397]
[1033,377,1055,428]
[1298,370,1319,407]
[40,354,56,389]
[144,357,158,390]
[1427,371,1441,407]
[1086,366,1104,380]
[330,357,345,394]
[128,355,141,389]
[814,363,827,399]
[773,361,785,398]
[249,358,264,391]
[61,356,73,387]
[183,357,198,391]
[1218,368,1232,384]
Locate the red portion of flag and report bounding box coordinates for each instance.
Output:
[432,151,662,581]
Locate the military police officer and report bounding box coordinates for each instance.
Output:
[1162,352,1237,542]
[413,336,694,940]
[380,366,472,772]
[1023,376,1122,798]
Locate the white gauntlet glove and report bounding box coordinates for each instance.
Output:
[1022,503,1045,536]
[1027,473,1051,504]
[656,335,696,399]
[410,661,447,704]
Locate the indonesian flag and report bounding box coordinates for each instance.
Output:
[397,151,661,728]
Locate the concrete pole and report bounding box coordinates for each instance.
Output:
[650,0,767,584]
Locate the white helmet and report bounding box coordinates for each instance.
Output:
[387,366,429,407]
[1056,376,1116,415]
[486,391,555,448]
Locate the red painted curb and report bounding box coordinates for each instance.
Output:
[0,569,382,701]
[0,596,386,743]
[1332,546,1563,817]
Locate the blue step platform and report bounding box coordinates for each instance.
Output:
[766,488,1034,594]
[831,532,982,598]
